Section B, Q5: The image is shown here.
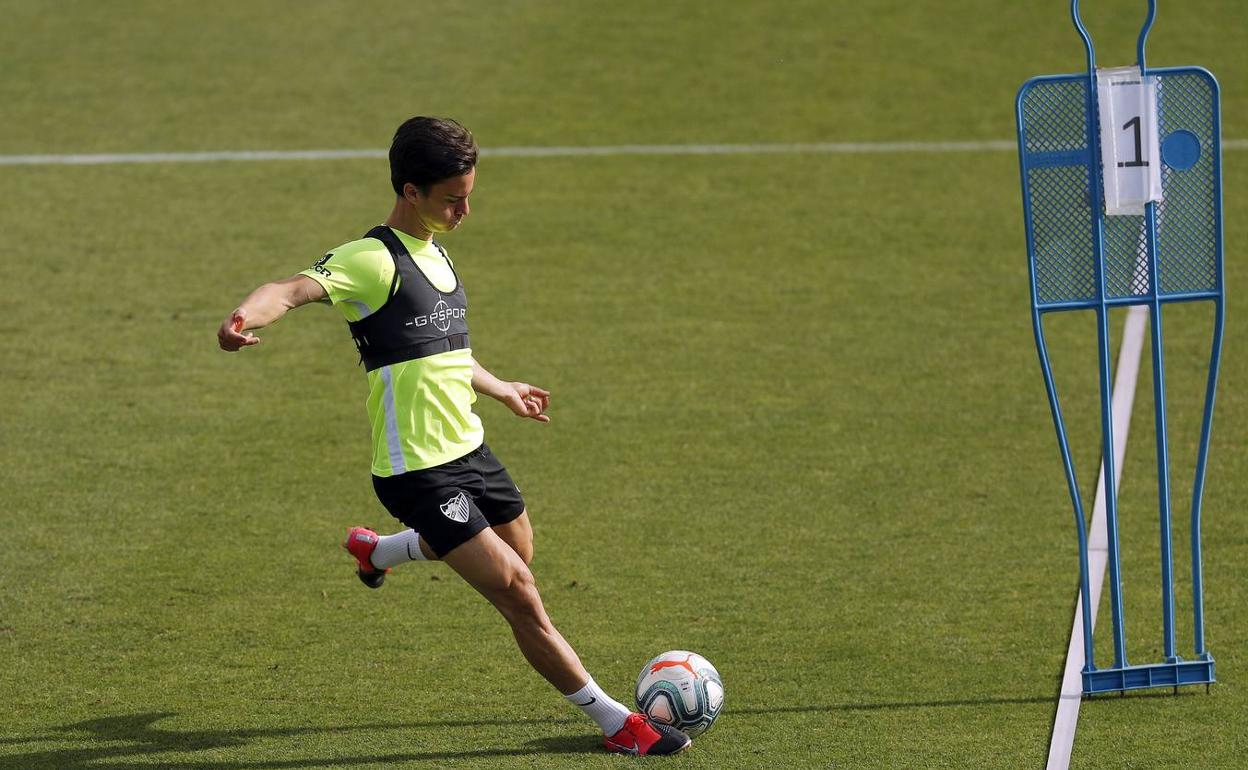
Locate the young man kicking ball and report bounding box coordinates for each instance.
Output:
[216,116,688,756]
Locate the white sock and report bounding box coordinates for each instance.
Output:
[370,529,428,569]
[564,677,631,735]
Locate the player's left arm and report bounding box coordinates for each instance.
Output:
[471,358,550,423]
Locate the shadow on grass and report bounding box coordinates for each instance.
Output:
[0,712,599,770]
[0,696,1078,768]
[739,696,1055,713]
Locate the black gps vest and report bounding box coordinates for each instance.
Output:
[346,226,470,371]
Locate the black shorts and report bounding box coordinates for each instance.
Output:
[372,443,526,558]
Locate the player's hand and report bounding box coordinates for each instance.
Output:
[501,382,550,423]
[217,308,260,352]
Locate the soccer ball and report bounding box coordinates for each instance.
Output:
[634,650,724,738]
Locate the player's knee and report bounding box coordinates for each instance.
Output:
[505,568,539,610]
[493,568,543,625]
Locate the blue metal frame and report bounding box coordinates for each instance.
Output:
[1016,0,1224,696]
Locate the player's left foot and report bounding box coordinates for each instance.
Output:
[343,527,389,589]
[603,713,691,756]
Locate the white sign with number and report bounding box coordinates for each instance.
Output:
[1096,66,1162,216]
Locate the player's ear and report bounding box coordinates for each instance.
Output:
[402,183,425,205]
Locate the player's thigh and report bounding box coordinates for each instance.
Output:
[492,510,533,563]
[442,526,535,610]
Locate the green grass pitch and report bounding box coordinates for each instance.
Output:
[1,1,1246,767]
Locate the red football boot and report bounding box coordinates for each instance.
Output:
[604,713,691,756]
[343,527,389,589]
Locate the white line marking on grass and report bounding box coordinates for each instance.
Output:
[484,140,1023,157]
[0,149,388,166]
[1046,304,1149,770]
[2,139,1243,166]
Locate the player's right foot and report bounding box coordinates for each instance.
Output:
[343,527,389,589]
[603,713,691,756]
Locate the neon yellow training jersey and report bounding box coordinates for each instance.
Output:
[301,227,483,476]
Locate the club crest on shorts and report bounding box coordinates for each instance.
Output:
[440,491,471,523]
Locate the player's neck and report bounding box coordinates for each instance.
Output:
[385,200,433,242]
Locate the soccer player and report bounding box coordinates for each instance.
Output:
[216,117,689,756]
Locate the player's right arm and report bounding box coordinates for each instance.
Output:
[216,274,327,352]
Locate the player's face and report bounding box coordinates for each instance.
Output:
[408,168,474,234]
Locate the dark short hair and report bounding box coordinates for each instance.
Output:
[389,117,478,196]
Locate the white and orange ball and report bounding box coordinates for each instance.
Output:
[634,650,724,738]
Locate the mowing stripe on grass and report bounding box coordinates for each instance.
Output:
[2,140,1245,166]
[1046,305,1149,770]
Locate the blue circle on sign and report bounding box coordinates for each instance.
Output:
[1161,130,1201,171]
